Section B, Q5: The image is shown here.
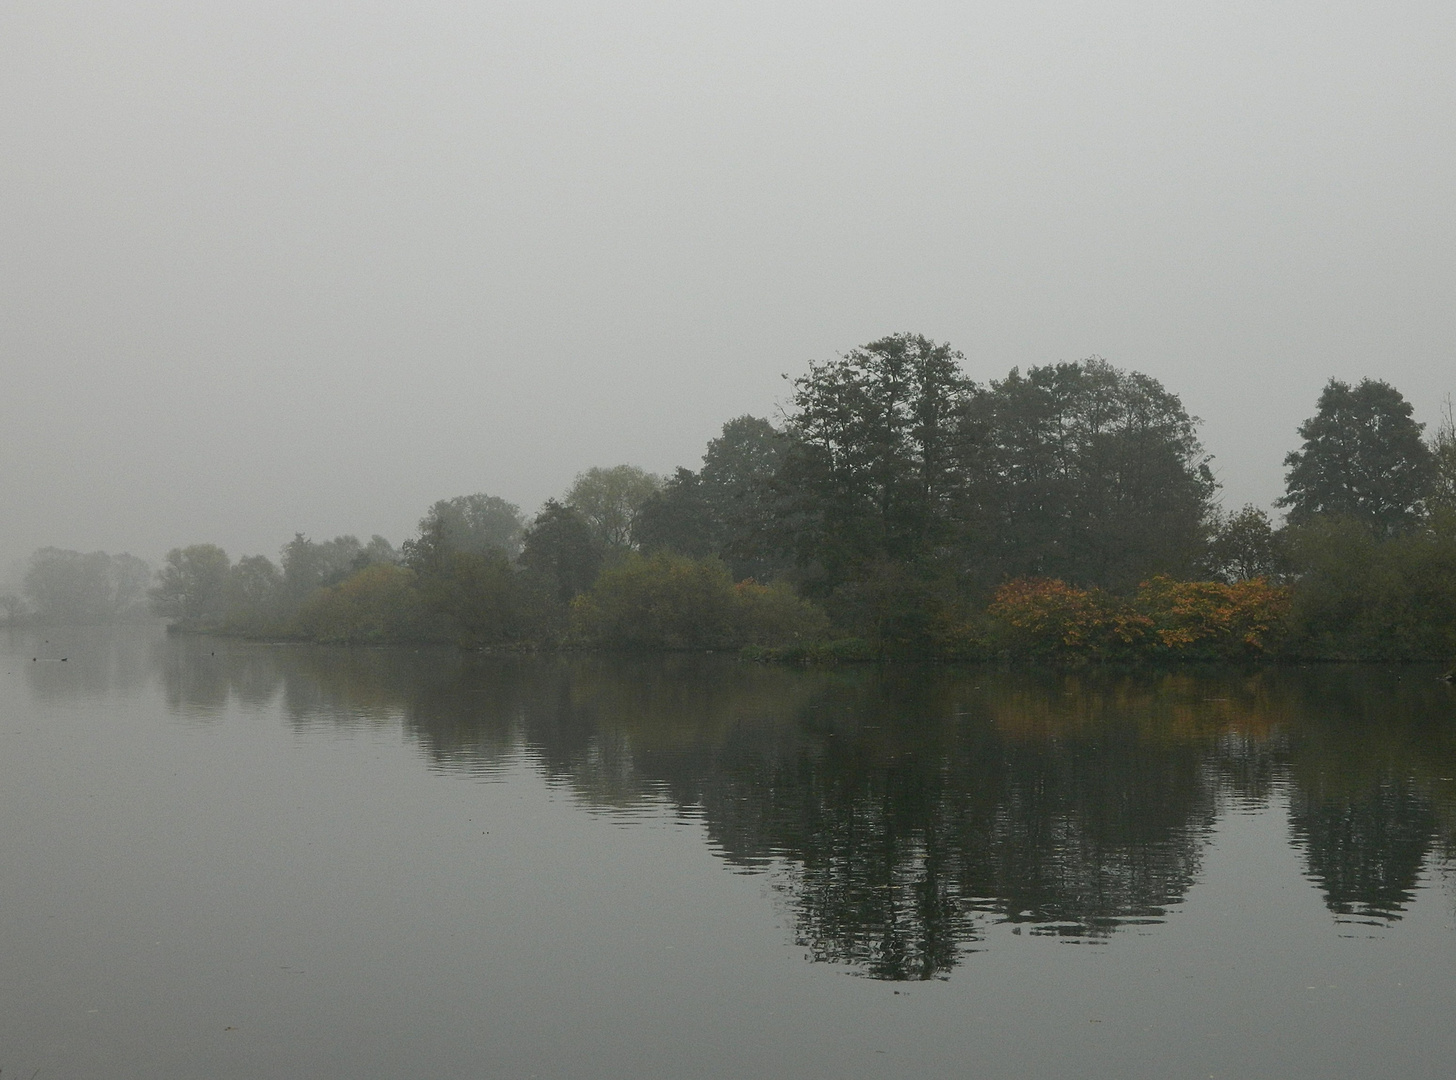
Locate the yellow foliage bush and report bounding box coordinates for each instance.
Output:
[989,575,1292,662]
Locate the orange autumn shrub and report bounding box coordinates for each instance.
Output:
[989,575,1292,662]
[987,578,1151,660]
[1134,575,1292,660]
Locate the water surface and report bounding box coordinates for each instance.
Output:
[3,626,1455,1078]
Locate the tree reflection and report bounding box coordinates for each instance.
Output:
[139,636,1456,978]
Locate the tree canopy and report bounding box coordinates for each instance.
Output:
[1278,377,1434,537]
[778,333,975,581]
[565,465,661,548]
[970,358,1216,590]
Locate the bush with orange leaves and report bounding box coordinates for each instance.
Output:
[1134,575,1292,660]
[988,575,1291,662]
[986,578,1150,661]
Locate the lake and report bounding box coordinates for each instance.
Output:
[3,624,1455,1078]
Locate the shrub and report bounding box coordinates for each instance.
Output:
[731,578,832,648]
[572,552,829,650]
[987,578,1150,661]
[1135,575,1291,660]
[295,564,423,644]
[988,575,1292,662]
[1284,513,1456,660]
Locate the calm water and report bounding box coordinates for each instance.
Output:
[4,626,1456,1079]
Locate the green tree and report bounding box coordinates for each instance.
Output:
[971,358,1216,590]
[150,544,231,624]
[519,499,604,603]
[633,468,716,558]
[570,551,828,650]
[416,549,535,647]
[1428,396,1456,515]
[565,465,661,548]
[1277,377,1434,537]
[280,534,366,607]
[1283,513,1456,660]
[354,534,399,569]
[295,563,422,643]
[634,417,790,579]
[1206,505,1285,583]
[223,554,284,633]
[401,494,525,571]
[778,334,975,581]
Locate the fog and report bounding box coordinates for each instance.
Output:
[3,1,1453,571]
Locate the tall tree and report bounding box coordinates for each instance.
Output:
[632,416,790,578]
[402,494,525,570]
[519,500,604,602]
[778,334,975,581]
[280,534,366,605]
[23,548,152,622]
[565,466,661,548]
[224,555,285,631]
[971,358,1216,590]
[150,545,231,624]
[1206,505,1284,582]
[1428,396,1456,516]
[1278,378,1434,537]
[632,468,716,558]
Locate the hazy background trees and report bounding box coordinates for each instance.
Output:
[11,548,152,623]
[564,465,661,549]
[150,545,231,625]
[633,415,788,580]
[400,495,523,568]
[116,332,1452,661]
[1429,397,1456,516]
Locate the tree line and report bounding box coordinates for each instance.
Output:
[9,333,1455,661]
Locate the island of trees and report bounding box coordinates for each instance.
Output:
[7,334,1456,663]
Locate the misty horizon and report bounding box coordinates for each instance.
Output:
[4,2,1453,573]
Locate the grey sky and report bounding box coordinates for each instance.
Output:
[3,1,1453,572]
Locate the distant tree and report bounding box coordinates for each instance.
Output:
[23,548,113,621]
[633,417,790,578]
[1277,378,1434,537]
[970,358,1216,590]
[22,548,153,622]
[0,592,25,623]
[1429,396,1456,516]
[401,494,525,571]
[778,334,975,581]
[632,468,715,558]
[519,499,603,603]
[570,551,828,650]
[565,466,661,548]
[296,563,422,644]
[224,554,284,632]
[1206,505,1285,583]
[110,554,152,618]
[150,545,231,624]
[280,534,366,606]
[355,534,399,568]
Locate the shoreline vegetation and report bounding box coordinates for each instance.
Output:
[7,335,1456,666]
